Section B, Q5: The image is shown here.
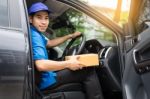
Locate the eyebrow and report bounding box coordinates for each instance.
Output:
[36,14,49,17]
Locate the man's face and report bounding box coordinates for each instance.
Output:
[30,11,49,32]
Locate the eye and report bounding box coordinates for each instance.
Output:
[37,16,42,19]
[45,17,49,20]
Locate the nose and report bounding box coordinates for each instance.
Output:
[41,20,47,24]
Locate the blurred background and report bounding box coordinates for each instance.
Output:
[80,0,131,26]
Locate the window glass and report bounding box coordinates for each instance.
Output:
[78,0,131,26]
[9,0,22,28]
[0,0,21,28]
[49,8,117,51]
[0,0,9,27]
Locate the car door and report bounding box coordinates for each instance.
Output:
[122,0,150,99]
[0,0,32,99]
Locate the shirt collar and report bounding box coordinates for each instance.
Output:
[30,25,39,32]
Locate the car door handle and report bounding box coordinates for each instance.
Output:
[133,49,150,74]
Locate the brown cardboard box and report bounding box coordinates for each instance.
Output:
[65,54,99,67]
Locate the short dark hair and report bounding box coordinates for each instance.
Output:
[29,12,36,17]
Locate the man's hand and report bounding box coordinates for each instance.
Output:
[66,56,84,71]
[73,31,82,38]
[69,32,82,39]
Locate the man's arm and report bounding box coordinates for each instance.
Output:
[46,34,72,47]
[46,31,81,47]
[35,56,84,71]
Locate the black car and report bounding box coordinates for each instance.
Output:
[0,0,150,99]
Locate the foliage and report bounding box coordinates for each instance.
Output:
[50,8,116,50]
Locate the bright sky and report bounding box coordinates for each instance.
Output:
[87,0,131,11]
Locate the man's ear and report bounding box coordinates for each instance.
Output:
[29,16,33,24]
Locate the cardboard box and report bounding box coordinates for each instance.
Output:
[65,54,99,67]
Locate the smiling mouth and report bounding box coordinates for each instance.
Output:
[40,26,46,28]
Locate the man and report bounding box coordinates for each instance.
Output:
[29,2,104,99]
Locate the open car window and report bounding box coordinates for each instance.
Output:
[46,3,117,54]
[78,0,130,26]
[78,0,118,20]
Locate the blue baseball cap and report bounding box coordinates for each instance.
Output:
[28,2,52,15]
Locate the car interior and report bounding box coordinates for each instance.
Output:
[26,0,122,99]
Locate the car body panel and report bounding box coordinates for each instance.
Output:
[0,29,26,99]
[123,0,150,99]
[0,0,32,99]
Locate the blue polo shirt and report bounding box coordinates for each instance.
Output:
[30,25,56,90]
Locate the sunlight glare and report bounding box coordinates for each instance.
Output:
[88,0,130,11]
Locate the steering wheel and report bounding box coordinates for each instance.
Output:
[61,33,86,60]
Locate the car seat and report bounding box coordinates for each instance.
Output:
[34,69,85,99]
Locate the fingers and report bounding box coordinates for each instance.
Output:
[68,55,85,71]
[76,56,80,60]
[71,64,84,71]
[69,55,79,60]
[75,56,86,67]
[75,62,85,70]
[73,32,81,38]
[68,61,84,71]
[79,62,85,67]
[76,32,81,36]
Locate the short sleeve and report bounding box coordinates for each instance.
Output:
[31,30,48,60]
[32,46,47,60]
